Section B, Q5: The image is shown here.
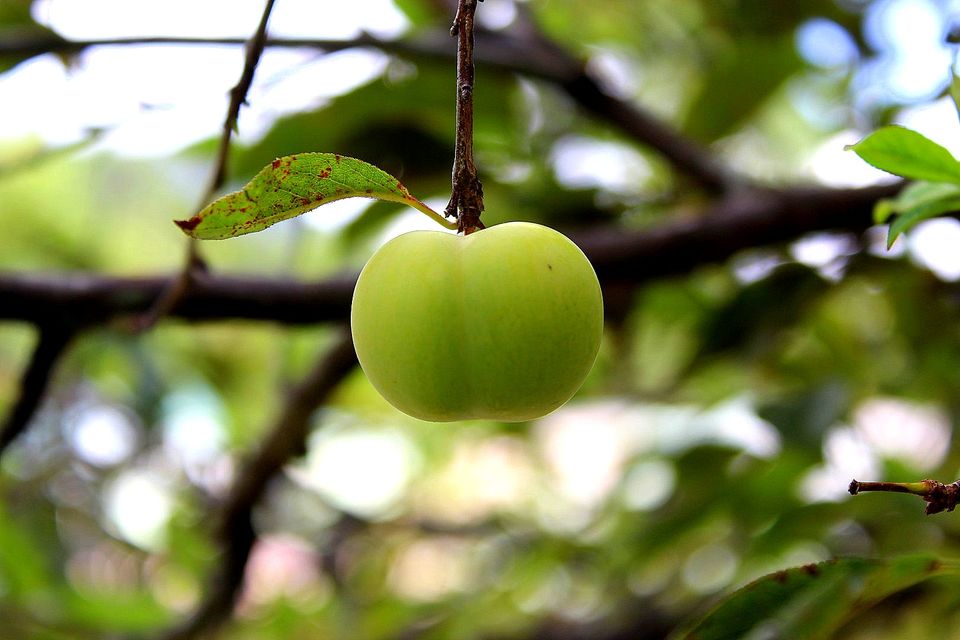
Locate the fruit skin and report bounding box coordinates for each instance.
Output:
[350,221,603,422]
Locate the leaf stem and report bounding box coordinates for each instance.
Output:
[404,196,459,230]
[445,0,485,235]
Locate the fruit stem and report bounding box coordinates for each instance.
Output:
[445,0,485,235]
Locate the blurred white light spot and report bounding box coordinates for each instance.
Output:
[731,251,783,285]
[682,543,738,594]
[550,135,651,193]
[790,233,855,268]
[104,469,174,550]
[388,537,472,602]
[291,426,419,519]
[672,397,781,459]
[854,397,950,471]
[414,436,536,525]
[796,18,858,68]
[162,386,227,471]
[300,197,371,233]
[908,218,960,281]
[863,0,951,101]
[476,0,517,30]
[586,49,639,99]
[800,426,879,502]
[537,406,632,508]
[621,459,675,511]
[65,403,137,467]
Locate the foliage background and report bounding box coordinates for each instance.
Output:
[4,0,960,638]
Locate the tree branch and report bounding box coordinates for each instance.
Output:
[0,182,903,327]
[0,324,74,456]
[150,329,357,640]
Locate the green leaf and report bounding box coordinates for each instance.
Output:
[674,555,960,640]
[886,194,960,248]
[846,125,960,184]
[175,153,454,239]
[870,181,960,247]
[871,180,960,225]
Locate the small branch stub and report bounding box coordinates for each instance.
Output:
[445,0,485,235]
[849,478,960,515]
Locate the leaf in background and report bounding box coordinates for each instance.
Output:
[871,181,960,224]
[870,182,960,247]
[886,194,960,248]
[846,125,960,184]
[683,35,803,141]
[674,555,960,640]
[175,153,453,239]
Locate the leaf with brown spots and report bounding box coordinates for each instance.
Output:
[673,555,960,640]
[175,153,454,240]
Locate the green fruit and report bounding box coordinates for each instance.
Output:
[350,221,603,422]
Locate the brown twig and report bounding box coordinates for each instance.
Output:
[444,0,485,234]
[150,330,357,640]
[0,324,75,456]
[132,0,276,332]
[849,478,960,515]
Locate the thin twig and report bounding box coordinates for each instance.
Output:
[444,0,485,234]
[0,325,75,456]
[849,478,960,515]
[150,330,357,640]
[132,0,276,332]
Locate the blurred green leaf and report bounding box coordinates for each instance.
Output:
[846,126,960,184]
[872,181,960,224]
[684,35,802,141]
[675,555,960,640]
[175,153,452,240]
[886,194,960,249]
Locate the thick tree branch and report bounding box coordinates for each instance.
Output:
[575,183,902,282]
[0,325,74,455]
[0,271,357,326]
[0,182,902,327]
[151,330,357,640]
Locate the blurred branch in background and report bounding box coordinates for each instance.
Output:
[0,323,75,455]
[0,20,733,192]
[0,181,902,326]
[147,330,356,640]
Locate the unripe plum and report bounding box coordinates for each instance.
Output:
[350,222,603,422]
